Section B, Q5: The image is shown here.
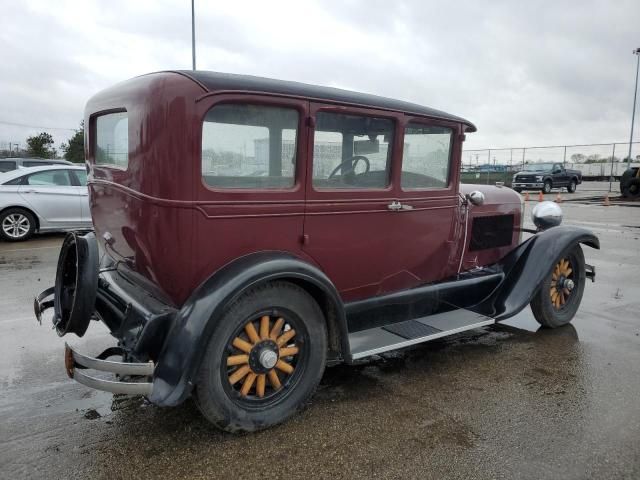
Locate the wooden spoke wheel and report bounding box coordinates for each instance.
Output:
[531,245,586,328]
[195,282,327,432]
[225,314,302,402]
[549,258,575,310]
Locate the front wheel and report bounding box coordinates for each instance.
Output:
[542,181,552,194]
[530,245,586,328]
[567,179,577,193]
[194,281,327,432]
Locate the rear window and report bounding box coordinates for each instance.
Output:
[95,112,128,168]
[201,103,299,189]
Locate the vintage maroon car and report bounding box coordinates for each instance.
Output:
[35,71,598,432]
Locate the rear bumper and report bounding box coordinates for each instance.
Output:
[64,343,154,396]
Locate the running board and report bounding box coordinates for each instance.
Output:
[347,308,495,360]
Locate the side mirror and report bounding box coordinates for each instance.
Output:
[466,190,485,206]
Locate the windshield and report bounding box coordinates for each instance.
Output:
[524,163,553,171]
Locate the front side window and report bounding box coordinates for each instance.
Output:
[202,104,299,189]
[95,112,128,168]
[401,124,453,189]
[26,170,72,186]
[312,112,393,189]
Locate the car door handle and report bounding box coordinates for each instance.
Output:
[387,201,414,211]
[23,189,37,194]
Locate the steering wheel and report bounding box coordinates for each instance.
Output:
[328,155,370,179]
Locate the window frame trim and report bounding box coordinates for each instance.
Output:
[89,108,130,172]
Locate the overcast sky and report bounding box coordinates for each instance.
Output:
[1,0,639,155]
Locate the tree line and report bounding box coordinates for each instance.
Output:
[1,122,84,163]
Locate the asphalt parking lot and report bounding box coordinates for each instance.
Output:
[1,183,639,479]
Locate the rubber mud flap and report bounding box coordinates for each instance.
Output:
[53,231,99,337]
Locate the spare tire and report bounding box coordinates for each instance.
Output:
[53,232,99,337]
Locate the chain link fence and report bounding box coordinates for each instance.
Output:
[463,141,640,189]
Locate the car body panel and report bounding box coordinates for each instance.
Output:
[0,165,91,233]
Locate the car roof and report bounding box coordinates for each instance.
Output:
[0,157,72,164]
[172,70,477,132]
[0,164,85,183]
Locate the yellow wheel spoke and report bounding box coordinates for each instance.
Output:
[232,337,253,354]
[268,370,282,390]
[276,329,296,347]
[241,372,257,396]
[227,354,249,366]
[563,288,571,296]
[229,365,251,385]
[244,322,260,344]
[279,346,299,357]
[260,315,270,339]
[275,359,294,374]
[270,317,284,340]
[565,267,572,276]
[256,374,266,398]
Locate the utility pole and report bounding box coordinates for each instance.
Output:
[191,0,196,70]
[628,48,640,167]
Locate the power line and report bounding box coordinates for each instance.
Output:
[0,120,77,131]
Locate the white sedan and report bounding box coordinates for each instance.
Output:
[0,165,92,241]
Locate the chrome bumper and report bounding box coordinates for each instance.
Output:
[513,182,544,188]
[65,343,154,396]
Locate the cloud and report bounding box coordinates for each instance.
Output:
[1,0,639,153]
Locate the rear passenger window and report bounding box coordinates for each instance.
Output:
[401,125,453,189]
[202,104,299,189]
[26,170,72,186]
[0,161,16,172]
[95,112,128,168]
[312,112,393,189]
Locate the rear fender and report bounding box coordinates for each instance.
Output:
[149,251,347,406]
[478,226,599,320]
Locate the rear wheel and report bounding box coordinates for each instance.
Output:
[530,245,585,328]
[622,178,640,199]
[0,208,36,241]
[194,281,327,432]
[567,179,577,193]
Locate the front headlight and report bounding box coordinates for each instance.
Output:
[535,175,544,181]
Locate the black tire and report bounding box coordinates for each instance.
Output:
[542,180,552,194]
[622,178,640,199]
[567,179,577,193]
[194,281,327,432]
[0,208,36,242]
[530,245,586,328]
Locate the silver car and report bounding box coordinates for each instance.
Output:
[0,165,91,241]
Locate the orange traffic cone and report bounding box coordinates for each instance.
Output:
[604,194,610,206]
[538,191,544,202]
[555,193,562,203]
[524,192,530,202]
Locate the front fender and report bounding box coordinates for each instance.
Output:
[479,226,599,320]
[149,251,347,406]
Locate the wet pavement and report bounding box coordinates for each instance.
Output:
[1,189,639,479]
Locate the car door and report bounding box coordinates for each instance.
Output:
[18,169,83,227]
[302,103,460,302]
[70,169,92,224]
[554,163,568,186]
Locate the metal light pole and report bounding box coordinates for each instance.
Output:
[191,0,196,70]
[628,48,640,167]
